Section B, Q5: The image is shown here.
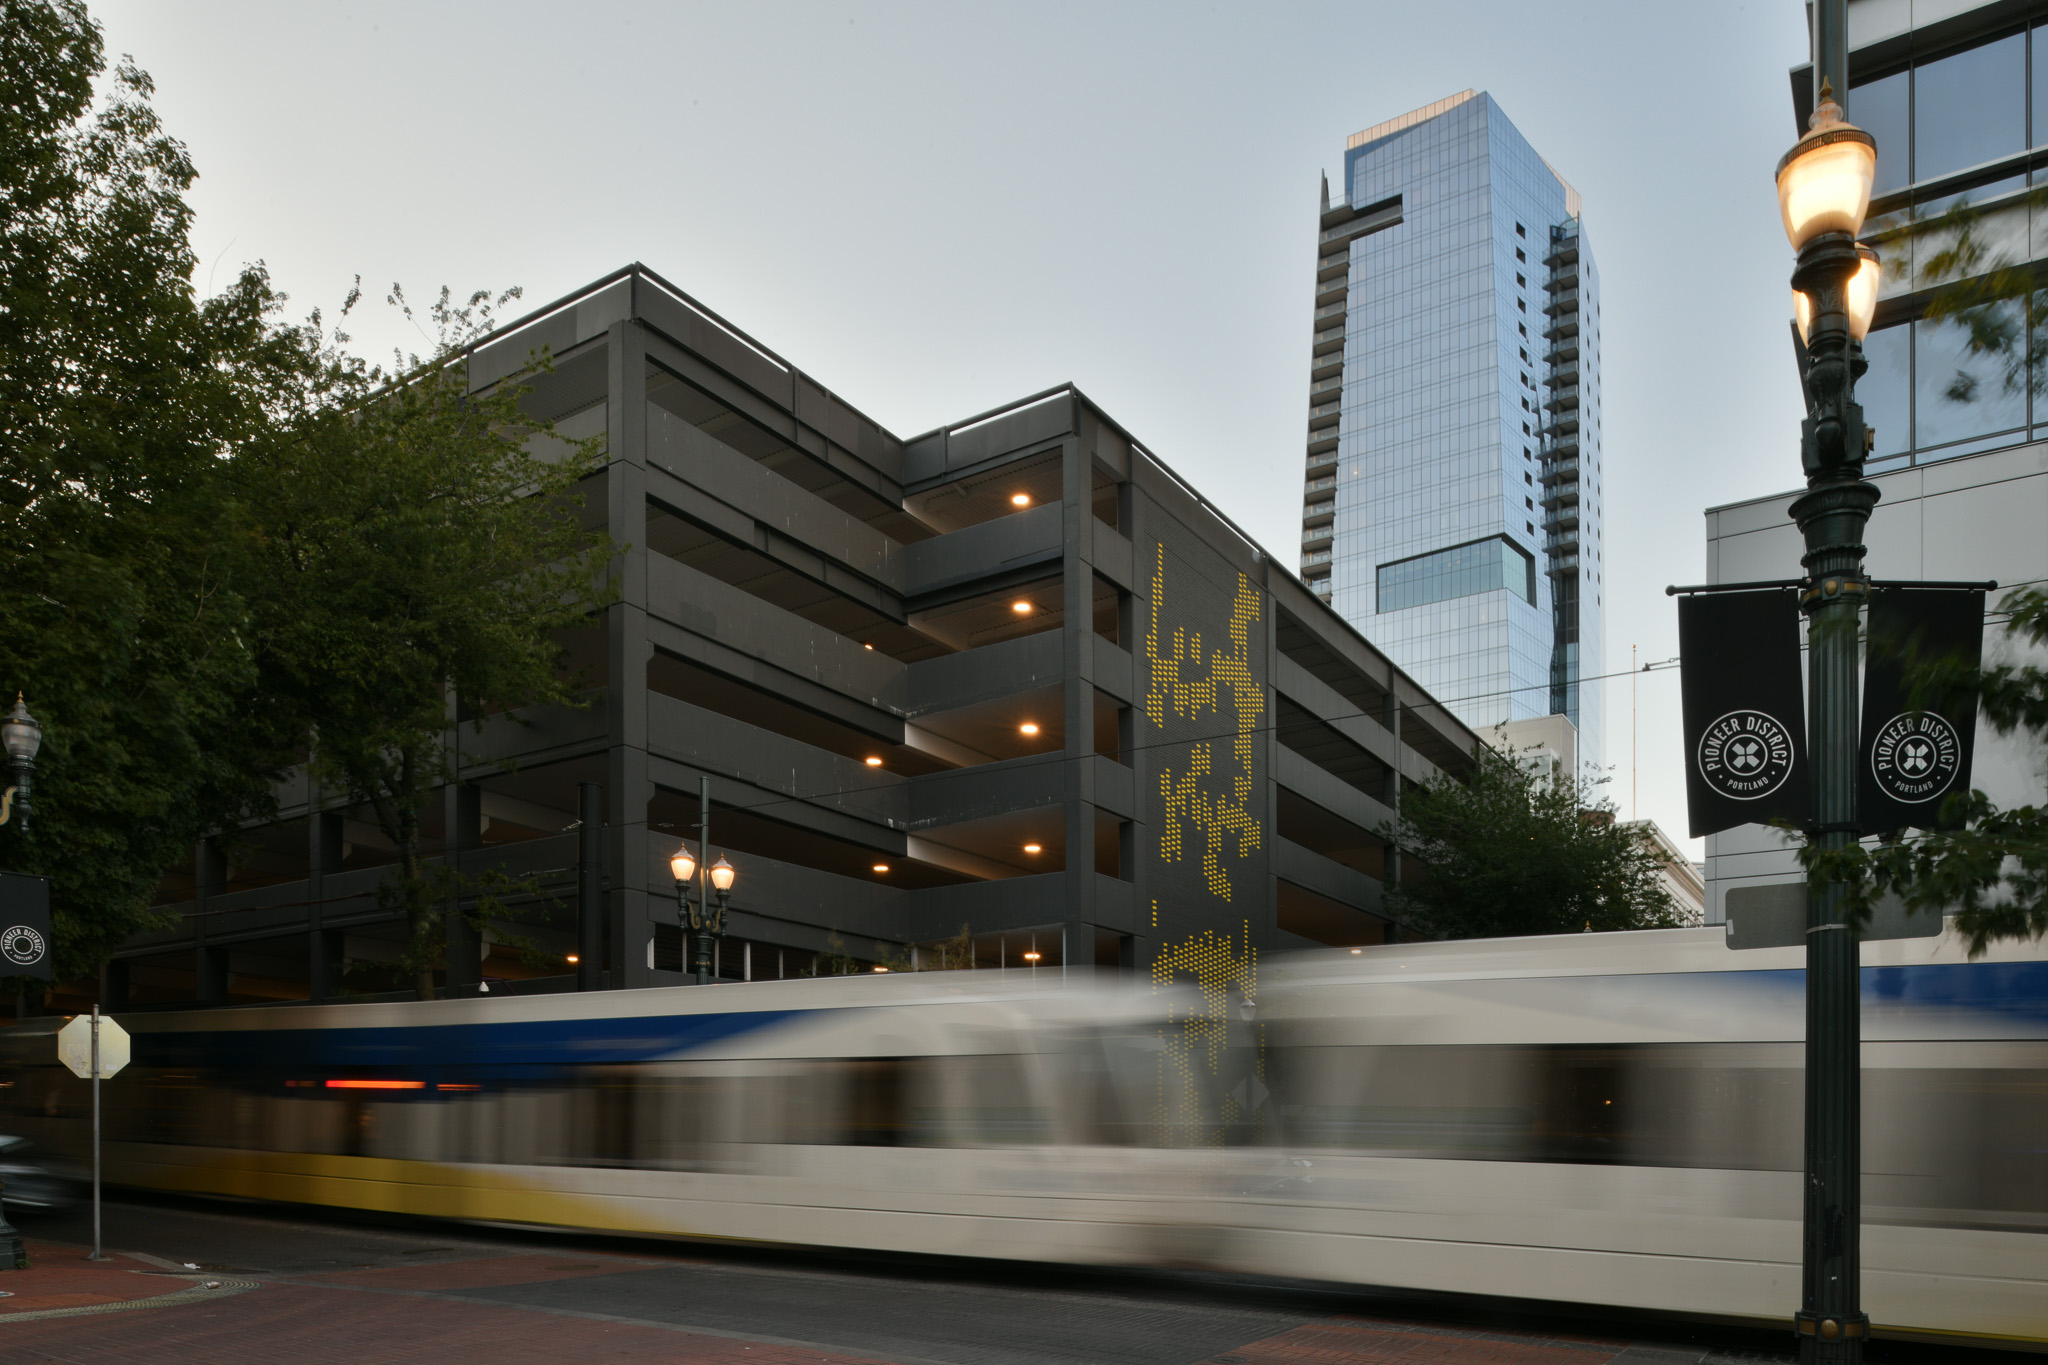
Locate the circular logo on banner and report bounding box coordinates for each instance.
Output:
[1697,709,1797,800]
[0,925,44,967]
[1870,712,1962,804]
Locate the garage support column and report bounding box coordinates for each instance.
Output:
[605,316,655,988]
[308,810,345,1001]
[1060,431,1096,977]
[578,782,605,991]
[1383,694,1404,938]
[443,781,482,995]
[194,838,227,1006]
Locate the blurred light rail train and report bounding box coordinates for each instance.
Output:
[1,926,2043,1349]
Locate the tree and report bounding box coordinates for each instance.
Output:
[1385,747,1691,940]
[1801,588,2048,955]
[235,286,615,998]
[0,2,305,983]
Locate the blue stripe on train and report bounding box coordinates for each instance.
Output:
[1706,961,2048,1029]
[1864,960,2048,1020]
[135,1008,805,1071]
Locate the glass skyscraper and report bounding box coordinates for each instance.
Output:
[1300,91,1604,773]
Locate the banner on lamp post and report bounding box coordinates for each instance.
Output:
[1859,587,1985,834]
[1679,590,1811,839]
[0,873,52,981]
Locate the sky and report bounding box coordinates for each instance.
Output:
[91,0,1817,858]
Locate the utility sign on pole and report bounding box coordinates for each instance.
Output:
[57,1012,127,1079]
[57,1009,125,1261]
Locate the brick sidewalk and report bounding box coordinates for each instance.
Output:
[0,1235,1699,1365]
[0,1239,208,1316]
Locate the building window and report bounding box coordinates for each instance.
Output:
[1851,29,2027,202]
[1377,536,1534,613]
[1851,67,1910,196]
[1861,304,2034,466]
[1916,32,2024,185]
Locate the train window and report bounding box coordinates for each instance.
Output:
[1864,1053,2048,1227]
[1268,1045,1525,1158]
[842,1060,907,1146]
[950,1054,1050,1146]
[1268,1043,1807,1169]
[1064,1025,1268,1148]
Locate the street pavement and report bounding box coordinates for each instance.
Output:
[0,1196,2000,1364]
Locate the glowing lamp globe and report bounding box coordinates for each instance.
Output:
[1793,244,1882,344]
[709,856,736,893]
[1776,83,1877,249]
[669,845,697,884]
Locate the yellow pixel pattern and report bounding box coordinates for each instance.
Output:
[1144,543,1265,899]
[1148,920,1262,1147]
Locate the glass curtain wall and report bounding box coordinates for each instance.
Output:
[1854,21,2048,470]
[1329,94,1599,767]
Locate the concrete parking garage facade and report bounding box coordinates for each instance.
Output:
[103,265,1479,1007]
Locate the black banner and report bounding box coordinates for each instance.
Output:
[0,872,52,980]
[1860,588,1984,834]
[1680,590,1810,838]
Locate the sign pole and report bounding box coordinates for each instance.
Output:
[55,1007,126,1264]
[89,1005,103,1261]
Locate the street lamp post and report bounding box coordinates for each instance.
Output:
[670,776,737,986]
[0,695,43,834]
[1777,22,1880,1358]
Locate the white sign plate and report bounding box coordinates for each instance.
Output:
[57,1015,129,1079]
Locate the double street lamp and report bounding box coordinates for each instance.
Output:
[1775,49,1879,1363]
[669,776,736,985]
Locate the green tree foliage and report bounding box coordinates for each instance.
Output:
[1801,589,2048,955]
[0,2,304,980]
[1385,747,1691,940]
[0,2,615,994]
[1891,191,2048,408]
[237,287,614,999]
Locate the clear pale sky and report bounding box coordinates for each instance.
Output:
[92,0,1817,858]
